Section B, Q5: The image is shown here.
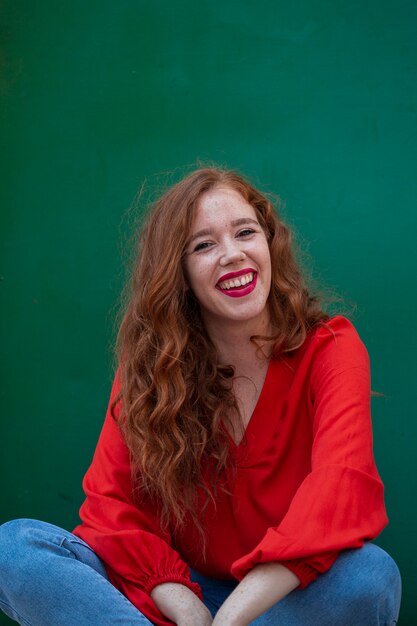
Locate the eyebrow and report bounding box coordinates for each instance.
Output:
[187,218,260,245]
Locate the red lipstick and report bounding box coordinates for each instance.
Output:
[215,270,257,298]
[217,268,255,282]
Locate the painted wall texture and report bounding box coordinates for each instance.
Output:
[1,1,416,623]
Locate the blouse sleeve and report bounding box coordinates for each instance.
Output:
[230,316,388,588]
[72,369,202,626]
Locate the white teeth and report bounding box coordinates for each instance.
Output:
[218,272,254,290]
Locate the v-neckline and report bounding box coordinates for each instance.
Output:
[221,357,273,449]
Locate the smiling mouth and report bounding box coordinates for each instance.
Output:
[217,271,255,291]
[215,272,258,298]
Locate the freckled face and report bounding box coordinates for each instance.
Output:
[183,186,272,332]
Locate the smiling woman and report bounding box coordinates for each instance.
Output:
[0,167,402,626]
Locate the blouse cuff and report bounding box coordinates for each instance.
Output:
[142,573,203,599]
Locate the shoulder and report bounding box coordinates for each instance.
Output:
[311,315,364,344]
[306,315,370,372]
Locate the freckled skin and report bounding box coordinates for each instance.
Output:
[151,563,300,626]
[151,583,212,625]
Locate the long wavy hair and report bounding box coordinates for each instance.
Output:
[113,166,332,553]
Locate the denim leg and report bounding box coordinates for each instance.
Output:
[0,519,154,626]
[250,544,401,626]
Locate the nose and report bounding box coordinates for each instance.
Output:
[219,237,246,266]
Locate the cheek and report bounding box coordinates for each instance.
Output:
[195,258,212,278]
[262,243,272,268]
[186,261,211,294]
[251,241,271,269]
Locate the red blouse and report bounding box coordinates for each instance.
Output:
[73,315,388,626]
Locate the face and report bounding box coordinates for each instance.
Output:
[184,186,272,334]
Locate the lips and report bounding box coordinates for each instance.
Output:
[215,269,257,298]
[217,268,256,283]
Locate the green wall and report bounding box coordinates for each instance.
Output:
[1,1,416,623]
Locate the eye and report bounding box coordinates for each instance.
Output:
[237,228,257,237]
[193,241,212,252]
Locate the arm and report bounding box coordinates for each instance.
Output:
[226,318,387,621]
[151,583,212,626]
[73,370,206,626]
[212,562,299,626]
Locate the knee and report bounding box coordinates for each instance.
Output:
[356,543,401,593]
[340,544,401,620]
[0,518,35,554]
[0,519,43,586]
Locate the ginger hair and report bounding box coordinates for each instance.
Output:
[113,166,331,554]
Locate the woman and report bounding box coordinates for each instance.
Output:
[0,167,401,625]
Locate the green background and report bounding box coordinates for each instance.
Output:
[1,1,416,623]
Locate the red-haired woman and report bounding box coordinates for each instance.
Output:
[0,168,401,625]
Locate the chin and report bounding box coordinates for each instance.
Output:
[224,305,269,324]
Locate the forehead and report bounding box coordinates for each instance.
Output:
[191,186,258,230]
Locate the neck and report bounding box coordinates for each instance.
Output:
[204,311,274,371]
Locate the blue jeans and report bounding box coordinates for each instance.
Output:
[0,519,401,625]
